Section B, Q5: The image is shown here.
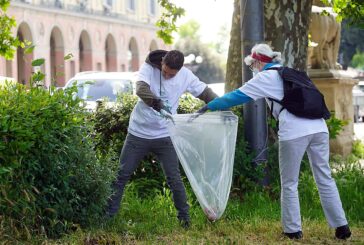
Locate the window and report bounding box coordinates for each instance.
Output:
[127,0,135,11]
[149,0,156,15]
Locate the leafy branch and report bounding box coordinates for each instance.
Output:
[0,0,23,59]
[156,0,185,44]
[321,0,364,28]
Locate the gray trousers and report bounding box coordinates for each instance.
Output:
[107,133,190,220]
[279,132,348,233]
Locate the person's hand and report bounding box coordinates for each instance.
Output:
[162,105,172,114]
[188,105,208,122]
[197,104,209,114]
[160,109,175,125]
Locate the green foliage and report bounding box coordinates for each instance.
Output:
[229,106,267,196]
[175,39,225,84]
[352,139,364,159]
[178,20,201,40]
[156,0,185,44]
[351,51,364,69]
[339,20,364,69]
[0,0,22,59]
[330,155,364,222]
[16,159,364,243]
[326,112,348,139]
[177,93,204,113]
[175,21,226,84]
[322,0,364,28]
[0,82,115,238]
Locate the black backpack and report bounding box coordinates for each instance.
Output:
[267,67,331,120]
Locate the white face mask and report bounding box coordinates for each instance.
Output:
[252,68,259,76]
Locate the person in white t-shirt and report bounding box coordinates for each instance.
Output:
[195,43,351,240]
[106,50,218,228]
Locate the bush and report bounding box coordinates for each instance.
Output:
[0,83,114,238]
[352,139,364,159]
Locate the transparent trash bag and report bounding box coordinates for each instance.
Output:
[167,111,238,221]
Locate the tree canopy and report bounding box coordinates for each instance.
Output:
[322,0,364,28]
[0,0,22,59]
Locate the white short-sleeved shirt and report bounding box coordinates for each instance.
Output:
[239,65,328,141]
[128,62,206,139]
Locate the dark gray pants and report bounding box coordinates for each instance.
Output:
[107,133,190,221]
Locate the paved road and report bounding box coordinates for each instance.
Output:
[354,122,364,141]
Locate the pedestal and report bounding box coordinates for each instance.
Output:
[309,69,358,156]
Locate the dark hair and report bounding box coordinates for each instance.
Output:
[162,50,184,70]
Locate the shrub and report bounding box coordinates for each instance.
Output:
[352,139,364,159]
[0,83,114,238]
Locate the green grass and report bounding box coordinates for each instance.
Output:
[2,157,364,244]
[17,187,363,245]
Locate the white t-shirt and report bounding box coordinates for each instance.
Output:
[239,65,328,141]
[128,62,206,139]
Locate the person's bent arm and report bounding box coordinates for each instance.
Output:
[136,81,169,112]
[197,86,218,104]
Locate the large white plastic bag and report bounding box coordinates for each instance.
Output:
[167,111,238,221]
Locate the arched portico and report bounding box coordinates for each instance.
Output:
[50,26,65,86]
[79,30,92,71]
[105,34,117,71]
[128,37,139,71]
[17,22,33,85]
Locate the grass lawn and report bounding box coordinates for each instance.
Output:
[29,189,363,245]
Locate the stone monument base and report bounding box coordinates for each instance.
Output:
[309,69,358,156]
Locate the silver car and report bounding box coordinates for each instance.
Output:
[64,71,137,110]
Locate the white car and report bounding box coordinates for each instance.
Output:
[353,81,364,122]
[0,76,16,86]
[64,71,137,110]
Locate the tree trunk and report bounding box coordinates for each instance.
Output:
[225,0,242,93]
[264,0,313,70]
[226,0,313,89]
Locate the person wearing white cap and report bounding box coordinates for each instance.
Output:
[195,43,351,240]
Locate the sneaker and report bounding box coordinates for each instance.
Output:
[335,225,351,240]
[284,231,303,239]
[179,219,191,229]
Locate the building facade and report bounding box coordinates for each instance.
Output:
[0,0,168,87]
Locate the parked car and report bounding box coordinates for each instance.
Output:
[64,71,137,110]
[353,81,364,122]
[0,76,16,86]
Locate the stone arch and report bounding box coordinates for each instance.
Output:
[17,22,33,85]
[105,34,117,71]
[128,37,139,71]
[50,26,65,86]
[79,30,92,71]
[149,39,158,51]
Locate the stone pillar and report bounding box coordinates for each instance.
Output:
[309,69,358,155]
[307,4,359,156]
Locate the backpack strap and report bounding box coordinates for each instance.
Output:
[266,66,286,118]
[268,98,285,117]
